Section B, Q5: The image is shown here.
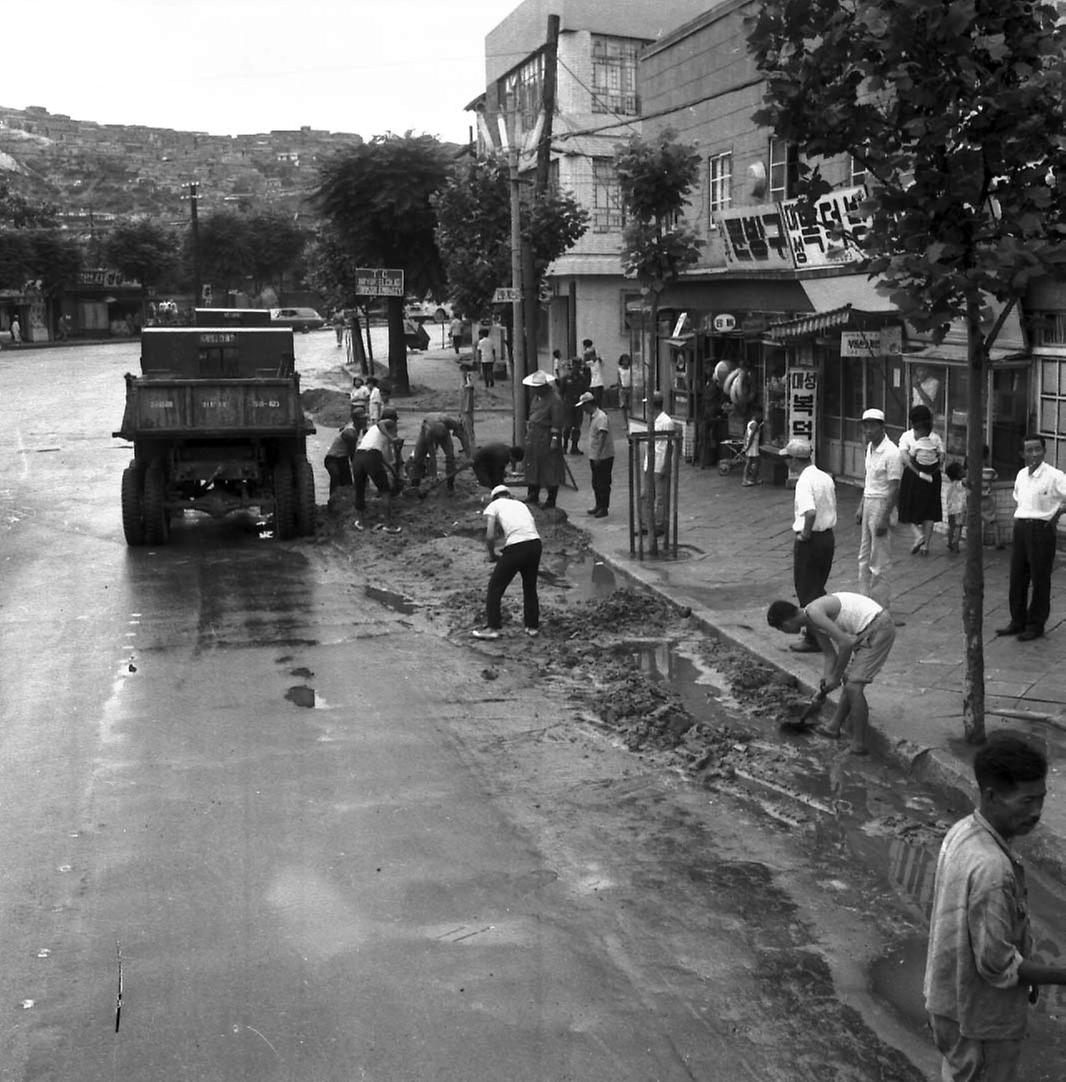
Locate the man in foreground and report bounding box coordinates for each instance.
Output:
[924,736,1066,1081]
[472,485,542,640]
[766,591,896,755]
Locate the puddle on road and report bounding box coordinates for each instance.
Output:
[364,585,419,614]
[285,685,316,708]
[632,632,1066,1028]
[549,554,618,602]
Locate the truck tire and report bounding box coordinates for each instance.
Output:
[121,465,146,546]
[143,462,169,545]
[294,457,316,536]
[274,459,296,540]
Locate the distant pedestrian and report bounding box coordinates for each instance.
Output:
[616,353,633,420]
[560,358,589,455]
[472,485,542,640]
[996,434,1066,641]
[522,369,565,508]
[349,376,370,436]
[741,406,764,486]
[409,413,470,491]
[366,377,383,425]
[551,348,565,381]
[352,417,401,519]
[857,407,902,609]
[323,420,361,503]
[766,591,896,755]
[473,443,524,490]
[10,315,21,345]
[898,403,944,556]
[332,309,345,347]
[449,314,463,355]
[582,338,604,407]
[476,329,496,388]
[779,438,836,653]
[924,735,1066,1082]
[578,391,614,517]
[943,461,966,553]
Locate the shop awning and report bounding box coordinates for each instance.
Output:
[767,304,859,339]
[798,272,897,314]
[903,342,1027,363]
[655,276,812,314]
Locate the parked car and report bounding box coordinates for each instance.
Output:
[269,307,325,332]
[405,298,453,323]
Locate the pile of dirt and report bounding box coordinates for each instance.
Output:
[699,636,809,724]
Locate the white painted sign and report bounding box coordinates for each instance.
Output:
[493,287,520,303]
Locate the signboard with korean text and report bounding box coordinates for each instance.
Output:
[786,367,819,450]
[493,287,520,303]
[841,325,904,356]
[355,268,404,296]
[779,186,869,268]
[717,204,793,268]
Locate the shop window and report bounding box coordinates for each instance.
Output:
[991,366,1030,477]
[946,365,970,459]
[822,354,842,440]
[707,153,732,226]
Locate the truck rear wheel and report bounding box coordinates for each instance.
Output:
[121,465,146,546]
[294,457,316,536]
[143,462,169,545]
[274,459,296,540]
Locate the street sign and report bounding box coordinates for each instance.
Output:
[493,287,520,303]
[355,268,404,297]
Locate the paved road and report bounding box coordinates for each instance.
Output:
[0,339,946,1080]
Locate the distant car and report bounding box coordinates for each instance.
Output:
[405,299,453,324]
[269,307,325,332]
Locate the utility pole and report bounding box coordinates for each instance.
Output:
[508,146,527,446]
[183,181,202,306]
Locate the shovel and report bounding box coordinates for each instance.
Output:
[414,461,472,499]
[780,685,830,733]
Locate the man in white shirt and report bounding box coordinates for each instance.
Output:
[352,416,400,516]
[857,407,903,608]
[780,438,837,652]
[476,329,496,388]
[997,434,1066,641]
[448,315,463,355]
[366,377,384,424]
[472,485,543,639]
[582,338,604,407]
[641,392,676,535]
[579,391,615,517]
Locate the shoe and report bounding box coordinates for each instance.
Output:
[587,507,600,515]
[471,628,501,640]
[741,481,754,487]
[910,540,926,555]
[523,627,539,637]
[1018,628,1044,642]
[995,624,1024,636]
[789,638,822,653]
[592,508,608,518]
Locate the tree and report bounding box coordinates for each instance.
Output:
[247,211,307,298]
[433,158,589,323]
[615,129,702,557]
[314,134,452,394]
[193,210,254,297]
[104,217,178,318]
[748,0,1066,743]
[0,182,58,229]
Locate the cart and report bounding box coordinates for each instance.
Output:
[717,438,746,475]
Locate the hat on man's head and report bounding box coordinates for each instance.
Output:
[521,369,556,387]
[490,484,511,499]
[380,407,399,421]
[861,408,886,423]
[576,391,595,407]
[779,438,812,458]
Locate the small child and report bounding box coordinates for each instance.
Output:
[741,407,764,487]
[943,461,965,552]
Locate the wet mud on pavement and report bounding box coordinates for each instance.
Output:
[292,387,1066,1077]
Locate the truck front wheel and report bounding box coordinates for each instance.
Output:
[121,465,146,546]
[143,462,169,545]
[294,457,315,536]
[274,459,296,540]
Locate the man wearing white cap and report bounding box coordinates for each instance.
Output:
[780,438,837,651]
[472,485,542,640]
[858,407,903,608]
[522,369,566,507]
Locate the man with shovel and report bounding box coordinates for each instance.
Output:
[352,412,403,526]
[766,591,896,755]
[409,413,471,493]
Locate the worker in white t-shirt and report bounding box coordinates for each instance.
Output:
[472,485,542,640]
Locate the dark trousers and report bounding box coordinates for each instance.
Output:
[794,529,835,605]
[324,455,353,494]
[1009,518,1057,631]
[480,361,494,388]
[590,457,614,510]
[451,335,462,355]
[352,449,392,511]
[486,538,542,629]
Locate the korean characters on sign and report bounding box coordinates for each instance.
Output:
[786,368,818,449]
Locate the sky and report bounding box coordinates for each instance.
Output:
[2,0,519,144]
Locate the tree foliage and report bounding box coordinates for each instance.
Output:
[103,217,178,290]
[313,133,453,393]
[748,0,1066,743]
[0,227,81,296]
[193,210,255,293]
[433,157,589,321]
[0,182,58,229]
[247,211,307,295]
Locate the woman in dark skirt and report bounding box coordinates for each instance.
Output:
[898,404,945,555]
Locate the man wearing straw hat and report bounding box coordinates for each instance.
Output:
[522,369,566,508]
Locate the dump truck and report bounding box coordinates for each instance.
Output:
[113,325,316,545]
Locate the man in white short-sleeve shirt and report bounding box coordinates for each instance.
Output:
[857,408,903,608]
[472,486,543,640]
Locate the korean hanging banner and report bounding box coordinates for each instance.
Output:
[786,368,819,449]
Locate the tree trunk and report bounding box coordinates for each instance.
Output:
[961,304,987,744]
[386,296,410,395]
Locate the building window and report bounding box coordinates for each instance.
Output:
[849,155,867,187]
[707,152,732,226]
[502,52,545,137]
[1030,310,1066,346]
[769,138,799,201]
[1039,356,1066,469]
[593,159,626,233]
[591,36,642,116]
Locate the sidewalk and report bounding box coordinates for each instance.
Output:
[551,429,1066,884]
